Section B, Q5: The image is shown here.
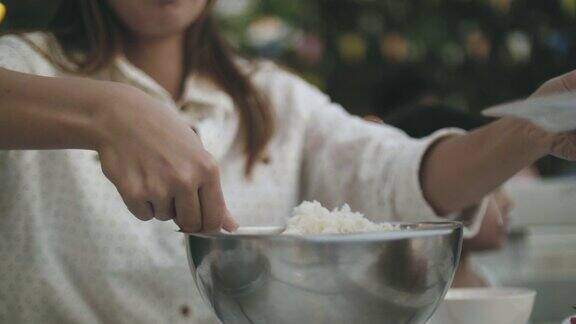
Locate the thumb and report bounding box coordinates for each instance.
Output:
[222,209,239,232]
[532,72,576,98]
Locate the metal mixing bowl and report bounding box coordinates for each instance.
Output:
[186,222,463,324]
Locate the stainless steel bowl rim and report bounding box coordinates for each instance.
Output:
[187,221,462,242]
[186,220,463,323]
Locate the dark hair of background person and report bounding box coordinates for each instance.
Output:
[372,64,437,118]
[5,0,274,176]
[385,104,489,137]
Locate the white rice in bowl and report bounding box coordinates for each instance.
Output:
[283,200,398,235]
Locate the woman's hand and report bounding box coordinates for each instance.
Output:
[0,68,236,232]
[528,71,576,161]
[420,70,576,216]
[93,83,238,233]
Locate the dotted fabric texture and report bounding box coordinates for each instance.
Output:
[0,33,475,323]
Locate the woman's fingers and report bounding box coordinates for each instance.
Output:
[150,194,176,221]
[198,181,226,232]
[533,71,576,97]
[197,157,237,232]
[114,176,155,221]
[174,188,202,232]
[222,209,239,232]
[121,196,154,221]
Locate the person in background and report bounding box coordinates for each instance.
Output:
[385,104,490,137]
[372,64,440,118]
[2,1,576,323]
[384,105,515,287]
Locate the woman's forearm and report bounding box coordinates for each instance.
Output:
[0,68,107,150]
[421,117,552,215]
[0,67,237,231]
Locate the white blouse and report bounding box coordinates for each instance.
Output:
[0,33,481,323]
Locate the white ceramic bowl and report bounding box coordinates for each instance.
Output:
[427,287,536,324]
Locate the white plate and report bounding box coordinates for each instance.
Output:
[482,92,576,132]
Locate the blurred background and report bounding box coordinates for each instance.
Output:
[214,0,576,114]
[6,0,576,115]
[3,0,576,322]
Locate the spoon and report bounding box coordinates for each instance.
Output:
[179,225,286,235]
[223,226,285,235]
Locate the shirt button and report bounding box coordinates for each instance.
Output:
[262,155,271,164]
[180,304,191,318]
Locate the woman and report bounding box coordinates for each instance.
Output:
[1,1,575,323]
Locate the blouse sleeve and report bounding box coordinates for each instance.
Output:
[281,70,486,229]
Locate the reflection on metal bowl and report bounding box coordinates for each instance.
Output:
[186,222,463,324]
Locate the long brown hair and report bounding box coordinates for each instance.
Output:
[43,0,274,176]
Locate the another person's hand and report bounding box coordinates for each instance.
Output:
[532,71,576,97]
[529,71,576,161]
[93,83,238,233]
